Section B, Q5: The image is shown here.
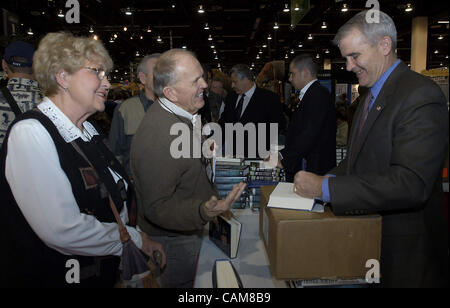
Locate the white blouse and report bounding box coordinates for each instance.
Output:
[5,97,142,257]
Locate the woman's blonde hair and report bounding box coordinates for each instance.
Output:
[33,32,113,96]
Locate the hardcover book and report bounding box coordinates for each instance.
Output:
[209,214,242,258]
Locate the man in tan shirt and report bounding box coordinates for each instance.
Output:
[130,49,245,288]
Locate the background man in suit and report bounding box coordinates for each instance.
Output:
[294,10,449,287]
[219,64,285,158]
[275,54,336,182]
[130,49,246,287]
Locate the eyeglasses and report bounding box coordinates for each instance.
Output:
[84,66,108,81]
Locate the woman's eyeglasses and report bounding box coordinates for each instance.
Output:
[84,66,108,81]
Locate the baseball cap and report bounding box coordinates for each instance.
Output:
[3,41,36,68]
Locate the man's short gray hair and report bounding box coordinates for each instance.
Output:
[153,49,196,98]
[333,10,397,51]
[137,53,161,79]
[230,64,255,81]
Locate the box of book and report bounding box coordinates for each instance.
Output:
[259,186,382,280]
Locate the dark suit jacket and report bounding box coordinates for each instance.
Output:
[329,61,449,287]
[280,81,336,181]
[219,86,286,158]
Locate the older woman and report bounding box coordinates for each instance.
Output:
[0,32,165,287]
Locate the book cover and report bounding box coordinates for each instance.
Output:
[209,215,242,258]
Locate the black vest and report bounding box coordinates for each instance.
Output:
[0,110,137,287]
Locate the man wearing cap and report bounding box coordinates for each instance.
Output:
[1,41,43,147]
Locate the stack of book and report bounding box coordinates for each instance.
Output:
[336,147,347,165]
[245,161,286,211]
[215,158,249,209]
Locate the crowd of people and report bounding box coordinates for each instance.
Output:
[0,9,448,288]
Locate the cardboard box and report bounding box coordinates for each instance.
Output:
[260,185,382,280]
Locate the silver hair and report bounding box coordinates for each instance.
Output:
[136,53,161,79]
[230,64,255,81]
[333,10,397,51]
[153,49,197,98]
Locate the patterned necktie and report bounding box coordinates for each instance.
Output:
[348,91,373,167]
[235,93,245,120]
[355,91,373,139]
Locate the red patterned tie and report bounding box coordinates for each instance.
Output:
[356,91,373,139]
[349,91,373,167]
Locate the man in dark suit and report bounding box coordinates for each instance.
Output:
[294,10,449,287]
[219,64,285,158]
[276,54,336,182]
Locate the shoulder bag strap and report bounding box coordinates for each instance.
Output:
[70,140,131,243]
[1,87,22,116]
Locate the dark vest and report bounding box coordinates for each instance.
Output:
[0,110,137,287]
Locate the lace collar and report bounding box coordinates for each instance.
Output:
[37,97,99,143]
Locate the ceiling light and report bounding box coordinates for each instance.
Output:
[283,4,289,13]
[321,21,327,29]
[114,33,118,39]
[259,49,263,54]
[136,51,140,57]
[262,44,267,48]
[251,63,255,67]
[273,22,279,29]
[123,26,128,32]
[157,36,162,42]
[198,5,205,14]
[172,4,176,9]
[93,35,98,41]
[438,35,444,40]
[204,23,210,30]
[405,3,413,12]
[57,9,64,18]
[437,20,449,24]
[290,49,295,54]
[446,55,449,59]
[213,49,217,54]
[268,34,272,40]
[125,7,133,15]
[294,5,300,11]
[27,28,34,35]
[146,26,152,33]
[140,35,143,40]
[210,45,215,49]
[285,54,288,59]
[182,45,187,49]
[434,49,439,54]
[208,34,213,41]
[89,26,94,33]
[256,54,260,59]
[325,49,330,54]
[214,55,218,60]
[308,34,313,40]
[341,4,349,12]
[109,37,114,43]
[298,43,303,48]
[316,53,320,59]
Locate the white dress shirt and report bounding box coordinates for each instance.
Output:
[235,83,257,118]
[5,97,142,257]
[299,79,318,101]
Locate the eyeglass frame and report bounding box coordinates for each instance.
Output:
[83,66,108,81]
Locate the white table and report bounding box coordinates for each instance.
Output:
[194,209,286,288]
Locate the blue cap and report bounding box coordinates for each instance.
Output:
[4,41,36,68]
